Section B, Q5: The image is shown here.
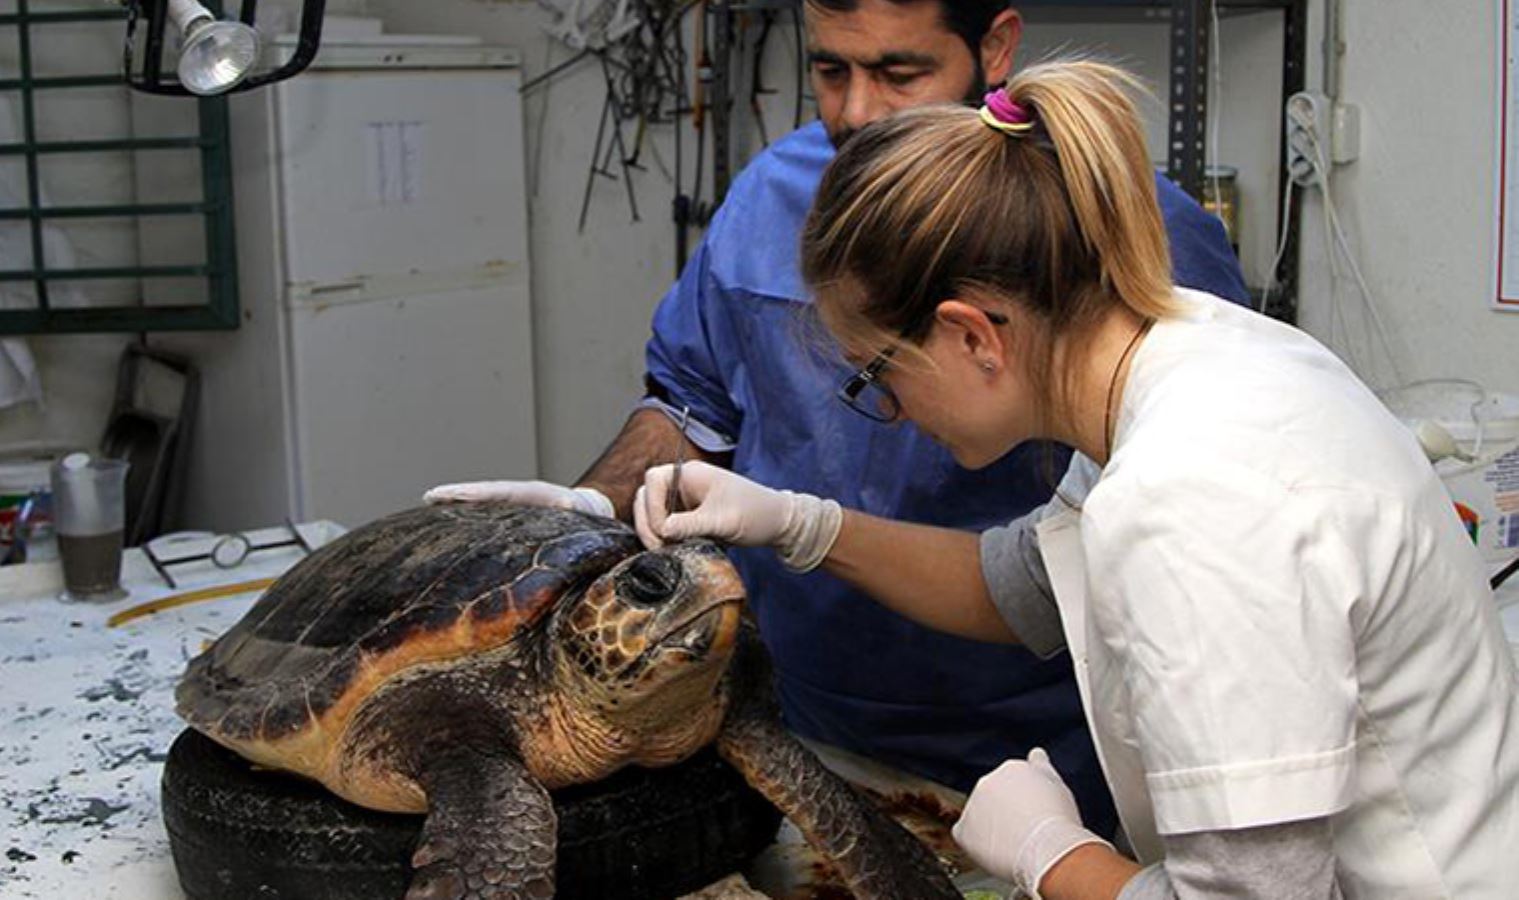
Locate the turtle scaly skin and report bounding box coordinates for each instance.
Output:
[177,504,959,899]
[716,625,962,897]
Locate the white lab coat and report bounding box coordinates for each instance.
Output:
[1036,289,1519,898]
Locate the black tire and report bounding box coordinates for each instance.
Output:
[162,729,783,900]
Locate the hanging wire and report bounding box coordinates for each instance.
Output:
[749,10,777,149]
[527,1,799,269]
[528,0,707,237]
[792,3,806,129]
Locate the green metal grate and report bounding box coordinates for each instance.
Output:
[0,0,238,334]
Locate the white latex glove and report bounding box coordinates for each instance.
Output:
[422,479,615,518]
[633,460,843,573]
[951,748,1111,899]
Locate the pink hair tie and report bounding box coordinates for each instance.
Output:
[980,88,1034,135]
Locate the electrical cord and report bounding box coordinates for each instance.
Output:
[1290,105,1404,386]
[1208,0,1224,240]
[792,4,806,130]
[749,10,777,149]
[1258,164,1296,314]
[1494,555,1519,591]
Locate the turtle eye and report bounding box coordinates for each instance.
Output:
[621,554,682,605]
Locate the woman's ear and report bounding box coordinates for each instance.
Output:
[935,300,1006,374]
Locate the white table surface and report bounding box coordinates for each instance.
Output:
[1,522,346,899]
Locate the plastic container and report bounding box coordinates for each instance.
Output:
[0,440,74,563]
[51,453,130,602]
[0,458,51,560]
[1381,380,1519,566]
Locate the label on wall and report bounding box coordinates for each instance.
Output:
[367,121,427,208]
[1496,0,1519,310]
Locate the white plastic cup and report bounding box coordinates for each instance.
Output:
[51,453,130,603]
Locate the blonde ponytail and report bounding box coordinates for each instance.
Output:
[1002,60,1174,322]
[802,57,1178,420]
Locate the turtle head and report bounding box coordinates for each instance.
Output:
[556,539,745,724]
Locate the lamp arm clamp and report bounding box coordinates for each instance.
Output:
[117,0,326,97]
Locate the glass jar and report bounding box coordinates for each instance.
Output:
[1201,165,1240,254]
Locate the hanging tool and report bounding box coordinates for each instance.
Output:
[525,1,718,263]
[748,10,779,148]
[578,54,645,231]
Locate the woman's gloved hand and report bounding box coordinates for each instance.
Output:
[951,748,1112,899]
[634,461,843,572]
[423,480,615,518]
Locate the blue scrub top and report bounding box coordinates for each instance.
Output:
[646,121,1249,836]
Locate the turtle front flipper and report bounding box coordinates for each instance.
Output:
[716,630,960,900]
[409,748,556,900]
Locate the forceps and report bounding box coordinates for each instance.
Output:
[669,405,691,515]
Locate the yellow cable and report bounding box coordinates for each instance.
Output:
[107,578,276,628]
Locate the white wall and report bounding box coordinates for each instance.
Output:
[1294,0,1517,395]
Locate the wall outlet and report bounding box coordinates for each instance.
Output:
[1286,92,1360,185]
[1285,91,1330,187]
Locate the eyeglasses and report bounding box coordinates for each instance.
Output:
[835,309,1010,424]
[837,346,902,423]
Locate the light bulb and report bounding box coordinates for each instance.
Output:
[168,0,261,95]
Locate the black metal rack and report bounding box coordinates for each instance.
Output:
[1018,0,1309,322]
[704,0,1307,323]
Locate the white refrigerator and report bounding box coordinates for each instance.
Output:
[159,38,539,531]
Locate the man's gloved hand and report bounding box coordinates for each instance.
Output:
[422,480,615,518]
[634,460,842,573]
[951,748,1111,899]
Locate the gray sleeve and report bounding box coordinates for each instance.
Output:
[979,509,1065,658]
[1117,818,1342,900]
[978,453,1103,658]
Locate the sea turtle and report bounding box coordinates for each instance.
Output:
[175,503,961,900]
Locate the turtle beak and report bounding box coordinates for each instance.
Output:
[653,596,743,656]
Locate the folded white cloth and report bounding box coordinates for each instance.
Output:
[0,336,41,409]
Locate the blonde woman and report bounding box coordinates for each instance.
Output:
[634,60,1519,899]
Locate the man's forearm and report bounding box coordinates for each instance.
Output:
[576,407,722,521]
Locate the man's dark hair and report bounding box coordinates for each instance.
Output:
[806,1,1011,55]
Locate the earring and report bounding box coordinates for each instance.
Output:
[980,360,996,373]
